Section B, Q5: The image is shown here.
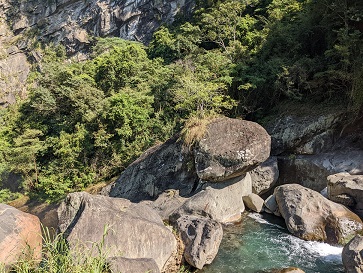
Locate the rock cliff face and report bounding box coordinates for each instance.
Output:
[0,0,194,104]
[6,0,194,52]
[0,16,30,106]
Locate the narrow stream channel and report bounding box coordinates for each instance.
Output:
[199,213,344,273]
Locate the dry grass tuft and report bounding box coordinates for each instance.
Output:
[180,115,219,148]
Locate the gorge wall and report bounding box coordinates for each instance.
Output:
[0,0,194,105]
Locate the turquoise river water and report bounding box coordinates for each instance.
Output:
[200,213,344,273]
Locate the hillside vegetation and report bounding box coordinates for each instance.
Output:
[0,0,362,202]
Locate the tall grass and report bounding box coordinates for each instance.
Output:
[0,226,110,273]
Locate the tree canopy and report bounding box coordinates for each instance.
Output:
[0,0,362,201]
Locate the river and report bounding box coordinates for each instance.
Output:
[199,213,344,273]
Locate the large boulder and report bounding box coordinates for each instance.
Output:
[171,174,251,223]
[103,136,199,202]
[275,184,363,244]
[177,215,223,270]
[250,156,279,195]
[57,192,177,272]
[342,235,363,273]
[328,173,363,218]
[195,118,271,182]
[0,204,42,267]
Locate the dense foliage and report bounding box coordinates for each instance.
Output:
[0,0,362,201]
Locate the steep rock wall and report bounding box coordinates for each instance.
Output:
[7,0,194,53]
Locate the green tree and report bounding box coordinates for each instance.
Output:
[7,129,46,191]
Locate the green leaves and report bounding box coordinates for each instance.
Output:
[171,62,236,118]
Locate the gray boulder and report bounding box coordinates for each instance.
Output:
[250,156,279,195]
[243,193,264,213]
[195,118,271,182]
[328,173,363,218]
[171,174,251,223]
[177,215,223,270]
[104,136,198,202]
[275,184,363,244]
[107,257,160,273]
[0,204,42,267]
[342,235,363,273]
[57,192,177,271]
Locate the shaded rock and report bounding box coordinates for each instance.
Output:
[0,204,41,267]
[328,173,363,218]
[57,192,177,271]
[103,136,198,202]
[243,193,264,213]
[142,190,187,222]
[277,150,363,192]
[265,112,344,155]
[195,118,271,182]
[264,194,281,216]
[171,174,251,223]
[275,184,363,244]
[250,156,279,195]
[342,235,363,273]
[107,257,160,273]
[177,215,222,269]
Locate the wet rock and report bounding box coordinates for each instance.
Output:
[177,215,222,269]
[342,235,363,273]
[275,184,363,244]
[0,204,42,267]
[195,118,271,182]
[58,192,177,271]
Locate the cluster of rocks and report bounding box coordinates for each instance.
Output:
[1,114,363,272]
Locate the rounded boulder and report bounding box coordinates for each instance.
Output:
[195,118,271,182]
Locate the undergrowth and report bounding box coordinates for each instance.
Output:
[0,226,110,273]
